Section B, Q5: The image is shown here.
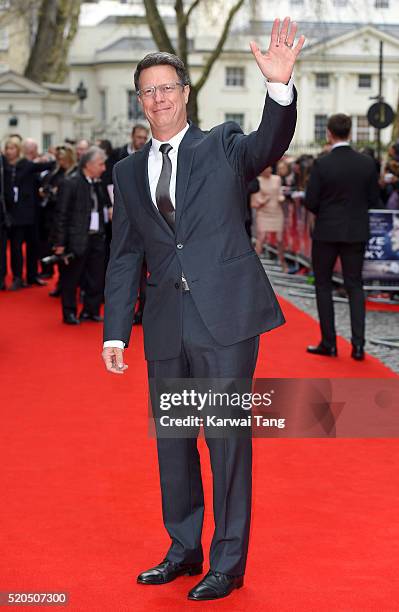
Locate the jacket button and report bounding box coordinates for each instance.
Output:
[176,243,183,249]
[174,282,180,289]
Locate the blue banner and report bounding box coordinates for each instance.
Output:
[363,210,399,283]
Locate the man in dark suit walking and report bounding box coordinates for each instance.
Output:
[102,17,304,601]
[305,114,380,360]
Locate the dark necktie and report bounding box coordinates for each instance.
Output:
[156,143,175,231]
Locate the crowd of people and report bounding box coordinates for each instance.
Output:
[0,125,149,324]
[0,118,398,327]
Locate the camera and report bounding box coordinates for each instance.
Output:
[41,253,75,265]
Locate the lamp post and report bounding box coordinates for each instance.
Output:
[76,81,88,137]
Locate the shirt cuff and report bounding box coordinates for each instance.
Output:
[265,76,294,106]
[103,340,125,349]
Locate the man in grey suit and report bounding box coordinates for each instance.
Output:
[102,17,304,601]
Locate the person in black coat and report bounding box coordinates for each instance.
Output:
[304,114,380,360]
[116,124,149,160]
[4,137,55,290]
[53,146,110,325]
[0,153,13,290]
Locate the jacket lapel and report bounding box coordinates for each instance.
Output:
[133,141,174,236]
[175,125,203,230]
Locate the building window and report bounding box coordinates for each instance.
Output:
[225,67,245,87]
[290,0,304,5]
[315,73,330,88]
[375,0,389,7]
[225,113,245,130]
[332,0,348,5]
[358,74,372,88]
[100,90,107,122]
[0,1,11,10]
[352,115,376,143]
[314,114,328,142]
[127,90,145,121]
[42,133,54,152]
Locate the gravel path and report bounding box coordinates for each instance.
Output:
[260,256,399,375]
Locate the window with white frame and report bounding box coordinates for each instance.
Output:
[128,90,145,121]
[352,115,376,143]
[290,0,304,5]
[225,113,245,130]
[42,133,54,152]
[332,0,348,6]
[314,114,328,142]
[358,74,372,88]
[315,73,330,88]
[375,0,389,7]
[0,1,11,10]
[225,67,245,87]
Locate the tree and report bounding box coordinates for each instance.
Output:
[0,0,82,83]
[143,0,245,124]
[24,0,82,83]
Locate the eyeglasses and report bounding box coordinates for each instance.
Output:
[137,82,185,99]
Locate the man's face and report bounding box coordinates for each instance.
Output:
[132,128,148,151]
[76,140,89,161]
[86,154,106,179]
[23,142,38,160]
[138,65,189,134]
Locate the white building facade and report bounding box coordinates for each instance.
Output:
[67,0,399,151]
[2,0,398,149]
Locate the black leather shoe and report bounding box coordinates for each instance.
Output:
[79,311,104,323]
[307,344,337,357]
[188,570,244,601]
[28,278,47,287]
[137,559,203,585]
[351,345,365,361]
[63,313,80,325]
[49,286,61,297]
[9,278,24,291]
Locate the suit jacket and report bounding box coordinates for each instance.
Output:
[304,146,380,242]
[5,159,54,227]
[53,171,109,256]
[104,93,297,361]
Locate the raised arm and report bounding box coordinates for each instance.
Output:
[223,17,305,181]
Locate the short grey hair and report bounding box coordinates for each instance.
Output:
[134,52,190,92]
[79,146,105,170]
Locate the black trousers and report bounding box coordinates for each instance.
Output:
[9,224,39,282]
[312,240,366,348]
[0,222,7,284]
[60,233,105,318]
[147,291,259,576]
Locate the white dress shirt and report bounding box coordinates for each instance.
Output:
[331,141,350,149]
[103,78,294,350]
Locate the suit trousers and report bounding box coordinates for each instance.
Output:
[147,291,259,577]
[60,233,105,317]
[9,224,38,282]
[312,240,366,348]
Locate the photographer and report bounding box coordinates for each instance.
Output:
[53,146,110,325]
[39,144,76,280]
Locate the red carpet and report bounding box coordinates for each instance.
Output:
[0,282,398,611]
